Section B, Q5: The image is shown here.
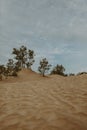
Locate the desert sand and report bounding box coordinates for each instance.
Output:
[0,69,87,130]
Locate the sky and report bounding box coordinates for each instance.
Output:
[0,0,87,73]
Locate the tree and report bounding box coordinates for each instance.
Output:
[6,59,20,76]
[12,46,27,68]
[51,64,65,76]
[38,58,51,77]
[0,65,5,80]
[77,72,87,75]
[12,45,35,69]
[7,59,15,73]
[0,65,9,80]
[0,65,5,75]
[69,73,75,76]
[3,68,9,79]
[26,50,35,69]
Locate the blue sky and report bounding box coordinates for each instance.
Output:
[0,0,87,73]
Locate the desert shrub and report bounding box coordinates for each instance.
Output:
[38,58,51,77]
[6,58,21,77]
[11,71,18,77]
[6,59,15,75]
[0,65,6,80]
[64,74,68,77]
[3,69,9,79]
[0,65,5,74]
[69,73,75,76]
[51,64,65,76]
[12,45,35,69]
[77,72,87,75]
[0,74,2,81]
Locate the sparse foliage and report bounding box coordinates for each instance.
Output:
[69,73,75,76]
[12,45,35,69]
[11,71,18,77]
[0,74,2,80]
[7,59,15,73]
[3,68,9,79]
[0,65,5,75]
[6,58,20,76]
[77,72,87,75]
[0,65,5,80]
[12,46,27,68]
[38,58,51,77]
[0,65,9,79]
[51,64,65,76]
[26,50,35,69]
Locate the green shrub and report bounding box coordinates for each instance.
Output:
[38,58,51,77]
[51,64,65,76]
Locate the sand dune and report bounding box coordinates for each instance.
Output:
[0,69,87,130]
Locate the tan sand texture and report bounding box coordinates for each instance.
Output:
[0,69,87,130]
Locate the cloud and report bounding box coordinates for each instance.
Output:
[0,0,87,42]
[0,0,87,73]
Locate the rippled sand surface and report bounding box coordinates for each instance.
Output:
[0,69,87,130]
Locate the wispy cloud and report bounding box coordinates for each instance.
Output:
[0,0,87,73]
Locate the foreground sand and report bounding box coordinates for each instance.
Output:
[0,69,87,130]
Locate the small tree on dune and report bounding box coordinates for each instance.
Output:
[0,65,5,80]
[7,59,15,73]
[12,46,27,68]
[26,50,35,69]
[3,68,9,79]
[51,64,65,76]
[6,59,19,76]
[12,45,35,69]
[0,65,9,79]
[0,65,5,74]
[38,58,51,77]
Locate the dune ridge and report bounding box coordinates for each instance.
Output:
[0,69,87,130]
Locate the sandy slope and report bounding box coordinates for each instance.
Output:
[0,69,87,130]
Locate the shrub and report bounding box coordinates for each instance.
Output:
[12,45,35,69]
[38,58,51,77]
[51,64,65,76]
[12,71,18,77]
[69,73,75,76]
[0,74,2,81]
[77,72,87,75]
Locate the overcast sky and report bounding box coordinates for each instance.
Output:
[0,0,87,73]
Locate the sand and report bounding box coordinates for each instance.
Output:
[0,69,87,130]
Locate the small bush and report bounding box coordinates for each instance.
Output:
[69,73,75,76]
[0,74,2,81]
[38,58,51,77]
[12,71,18,77]
[51,64,65,76]
[77,72,87,75]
